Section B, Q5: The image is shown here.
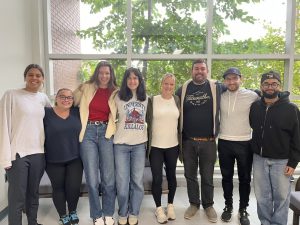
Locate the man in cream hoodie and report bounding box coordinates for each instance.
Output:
[218,68,258,225]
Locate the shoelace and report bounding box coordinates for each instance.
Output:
[60,216,70,224]
[70,212,79,221]
[223,206,232,212]
[240,210,249,217]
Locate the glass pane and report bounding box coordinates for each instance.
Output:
[293,61,300,96]
[131,60,193,95]
[211,60,285,89]
[292,100,300,108]
[49,0,127,54]
[49,60,127,93]
[296,0,300,54]
[131,1,207,54]
[213,0,287,54]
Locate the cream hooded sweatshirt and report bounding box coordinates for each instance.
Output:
[219,88,259,141]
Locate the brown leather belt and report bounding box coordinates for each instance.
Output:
[87,120,108,125]
[190,137,215,142]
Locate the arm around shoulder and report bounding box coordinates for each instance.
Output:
[73,83,85,106]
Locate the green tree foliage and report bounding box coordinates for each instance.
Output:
[77,0,299,97]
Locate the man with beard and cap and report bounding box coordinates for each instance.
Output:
[249,71,300,225]
[218,68,258,225]
[176,59,226,223]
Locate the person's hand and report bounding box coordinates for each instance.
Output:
[284,166,295,176]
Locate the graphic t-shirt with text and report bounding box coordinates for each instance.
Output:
[113,95,148,145]
[183,81,214,138]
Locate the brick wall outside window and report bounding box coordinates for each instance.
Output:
[51,0,81,93]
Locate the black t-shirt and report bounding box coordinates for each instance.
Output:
[44,107,81,163]
[180,81,214,138]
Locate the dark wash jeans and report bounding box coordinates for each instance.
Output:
[218,139,253,209]
[183,139,216,209]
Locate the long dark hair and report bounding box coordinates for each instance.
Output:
[118,67,146,102]
[24,64,44,78]
[87,61,117,91]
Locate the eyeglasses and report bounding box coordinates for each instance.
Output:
[58,95,74,101]
[262,82,280,88]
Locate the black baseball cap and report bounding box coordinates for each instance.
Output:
[261,71,281,83]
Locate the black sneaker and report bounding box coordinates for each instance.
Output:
[221,205,232,222]
[239,208,250,225]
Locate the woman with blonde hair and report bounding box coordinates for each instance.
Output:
[147,73,181,224]
[44,88,82,225]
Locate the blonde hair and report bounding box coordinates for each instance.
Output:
[161,73,176,85]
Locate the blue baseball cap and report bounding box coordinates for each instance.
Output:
[223,67,242,79]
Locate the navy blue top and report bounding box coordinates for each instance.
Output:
[44,107,81,163]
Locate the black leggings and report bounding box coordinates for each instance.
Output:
[149,146,179,207]
[46,158,83,216]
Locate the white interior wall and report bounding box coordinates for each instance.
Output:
[0,0,44,212]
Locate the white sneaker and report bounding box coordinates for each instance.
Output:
[128,215,138,225]
[94,217,105,225]
[167,204,176,220]
[118,216,127,225]
[105,216,115,225]
[155,207,168,224]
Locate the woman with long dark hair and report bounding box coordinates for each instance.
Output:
[73,61,118,225]
[113,67,148,225]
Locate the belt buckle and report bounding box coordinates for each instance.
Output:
[94,121,100,125]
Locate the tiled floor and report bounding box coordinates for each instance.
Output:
[0,186,294,225]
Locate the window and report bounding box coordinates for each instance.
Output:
[44,0,299,103]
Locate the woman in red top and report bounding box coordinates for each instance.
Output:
[73,61,118,225]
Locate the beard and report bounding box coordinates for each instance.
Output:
[262,90,279,99]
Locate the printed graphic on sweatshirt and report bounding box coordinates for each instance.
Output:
[186,90,211,106]
[124,101,146,130]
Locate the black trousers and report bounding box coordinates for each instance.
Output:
[7,153,45,225]
[149,146,179,207]
[46,158,83,217]
[218,139,253,209]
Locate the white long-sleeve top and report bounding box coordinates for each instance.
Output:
[219,88,259,141]
[0,89,51,169]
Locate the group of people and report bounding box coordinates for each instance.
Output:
[0,59,299,225]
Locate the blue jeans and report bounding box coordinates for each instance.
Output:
[114,143,146,217]
[253,153,291,225]
[80,124,116,219]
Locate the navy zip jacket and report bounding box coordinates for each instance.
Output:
[249,91,300,168]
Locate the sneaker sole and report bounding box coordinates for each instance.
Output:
[184,215,192,220]
[221,218,232,222]
[207,218,218,223]
[184,212,197,220]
